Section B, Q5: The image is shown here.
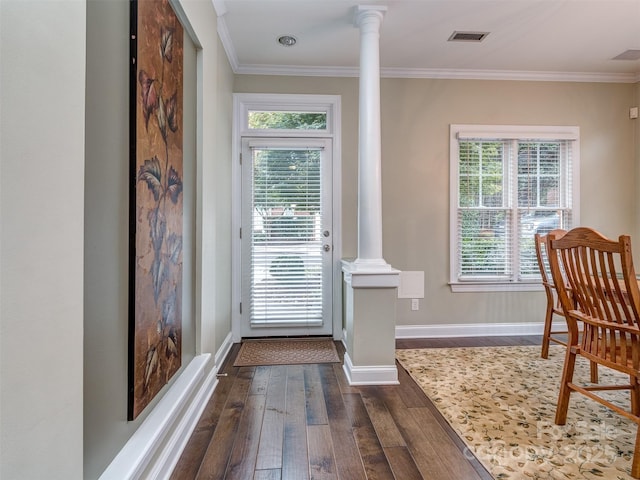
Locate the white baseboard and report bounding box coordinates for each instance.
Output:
[99,332,235,480]
[342,352,399,386]
[214,331,234,369]
[157,332,234,480]
[151,360,219,480]
[340,328,348,351]
[342,322,543,384]
[395,322,545,339]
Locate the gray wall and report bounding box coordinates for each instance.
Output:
[636,81,640,243]
[213,37,235,351]
[84,1,131,475]
[1,1,86,479]
[235,75,638,327]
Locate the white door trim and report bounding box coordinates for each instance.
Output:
[231,93,342,342]
[240,138,332,337]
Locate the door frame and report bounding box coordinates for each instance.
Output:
[240,137,333,338]
[231,93,342,342]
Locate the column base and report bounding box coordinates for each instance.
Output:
[342,352,399,385]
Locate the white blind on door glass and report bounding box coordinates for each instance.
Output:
[250,147,323,325]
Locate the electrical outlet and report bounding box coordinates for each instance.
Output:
[411,298,419,311]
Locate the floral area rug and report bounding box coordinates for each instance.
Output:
[396,345,637,479]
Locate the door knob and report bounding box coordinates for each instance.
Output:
[323,244,331,252]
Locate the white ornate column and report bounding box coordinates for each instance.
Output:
[354,5,390,271]
[341,5,399,386]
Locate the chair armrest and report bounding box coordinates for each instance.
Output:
[570,310,640,335]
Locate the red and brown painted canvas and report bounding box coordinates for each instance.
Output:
[129,0,184,420]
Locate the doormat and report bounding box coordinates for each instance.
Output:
[233,338,340,367]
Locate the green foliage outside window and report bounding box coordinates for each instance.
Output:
[459,142,504,208]
[253,149,320,213]
[248,111,327,130]
[459,210,508,276]
[457,137,568,280]
[252,148,321,242]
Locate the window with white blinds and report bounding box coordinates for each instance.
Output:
[450,125,579,291]
[249,146,324,324]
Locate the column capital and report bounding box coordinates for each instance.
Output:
[354,5,387,28]
[342,259,400,288]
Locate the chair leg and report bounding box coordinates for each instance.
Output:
[541,305,554,359]
[631,428,640,478]
[631,376,640,417]
[589,361,598,384]
[555,348,577,425]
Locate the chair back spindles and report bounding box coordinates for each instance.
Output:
[549,229,640,368]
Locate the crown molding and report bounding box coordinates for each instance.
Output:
[233,63,639,83]
[210,0,226,16]
[235,64,359,77]
[216,15,239,72]
[381,67,639,83]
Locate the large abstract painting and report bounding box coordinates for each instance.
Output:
[129,0,184,420]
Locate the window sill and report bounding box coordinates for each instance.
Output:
[449,282,543,293]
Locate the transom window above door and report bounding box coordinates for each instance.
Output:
[248,111,327,130]
[236,93,338,137]
[449,124,580,292]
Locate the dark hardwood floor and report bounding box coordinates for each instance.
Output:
[170,335,542,480]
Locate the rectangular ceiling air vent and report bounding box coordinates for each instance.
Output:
[448,31,489,42]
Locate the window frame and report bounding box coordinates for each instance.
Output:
[449,124,580,292]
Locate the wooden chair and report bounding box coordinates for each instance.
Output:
[535,229,570,358]
[547,227,640,478]
[536,230,598,383]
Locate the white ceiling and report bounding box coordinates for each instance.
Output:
[212,0,640,83]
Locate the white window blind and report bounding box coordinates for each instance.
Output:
[249,147,323,324]
[450,125,579,290]
[457,140,511,279]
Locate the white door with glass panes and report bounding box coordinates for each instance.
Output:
[240,138,333,337]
